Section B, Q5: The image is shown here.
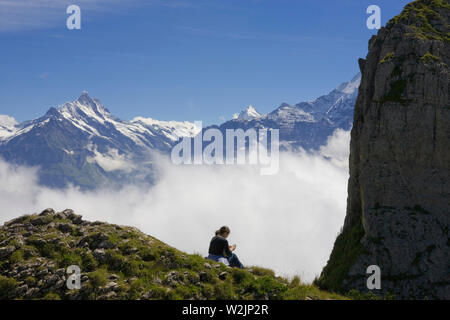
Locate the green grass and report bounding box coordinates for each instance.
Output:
[9,250,24,264]
[42,292,61,300]
[88,269,108,287]
[420,52,444,64]
[380,52,395,64]
[0,211,350,300]
[314,215,365,293]
[248,266,276,278]
[347,289,396,300]
[389,0,450,41]
[0,276,18,299]
[24,276,37,287]
[381,79,409,104]
[421,52,441,62]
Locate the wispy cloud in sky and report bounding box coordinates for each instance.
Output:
[39,72,49,79]
[0,0,194,32]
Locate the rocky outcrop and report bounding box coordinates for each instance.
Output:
[317,0,450,299]
[0,208,345,300]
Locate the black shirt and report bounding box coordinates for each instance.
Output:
[208,236,232,257]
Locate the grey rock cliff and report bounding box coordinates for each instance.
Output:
[317,0,450,299]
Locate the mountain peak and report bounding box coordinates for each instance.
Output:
[235,105,261,120]
[55,92,111,124]
[335,73,361,95]
[77,91,97,106]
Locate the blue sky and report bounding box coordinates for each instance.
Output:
[0,0,410,125]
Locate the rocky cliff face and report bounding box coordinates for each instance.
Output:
[317,0,450,299]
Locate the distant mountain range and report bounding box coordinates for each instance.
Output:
[212,73,361,151]
[0,92,200,189]
[0,74,360,189]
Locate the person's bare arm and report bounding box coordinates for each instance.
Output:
[229,244,236,251]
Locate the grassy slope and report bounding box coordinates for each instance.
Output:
[389,0,450,41]
[0,210,347,300]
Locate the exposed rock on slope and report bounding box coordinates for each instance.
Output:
[0,209,345,300]
[317,0,450,299]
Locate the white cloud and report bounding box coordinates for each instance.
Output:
[0,115,18,127]
[0,129,350,283]
[0,115,19,141]
[318,128,351,168]
[0,0,198,32]
[86,145,136,172]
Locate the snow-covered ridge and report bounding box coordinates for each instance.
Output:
[233,105,262,121]
[267,104,315,125]
[131,117,201,141]
[0,92,205,179]
[0,115,40,142]
[58,92,111,125]
[57,93,201,146]
[228,73,361,127]
[336,73,361,95]
[0,92,201,148]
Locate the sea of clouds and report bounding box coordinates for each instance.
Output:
[0,129,350,283]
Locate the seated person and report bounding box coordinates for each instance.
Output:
[207,226,244,268]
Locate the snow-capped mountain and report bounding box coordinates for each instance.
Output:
[0,73,360,189]
[0,92,200,189]
[233,105,261,121]
[213,73,361,150]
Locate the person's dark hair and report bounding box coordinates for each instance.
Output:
[215,226,230,236]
